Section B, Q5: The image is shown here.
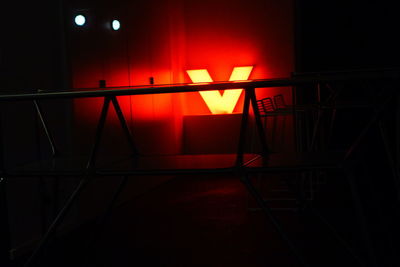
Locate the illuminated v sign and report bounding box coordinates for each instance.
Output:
[186,66,253,114]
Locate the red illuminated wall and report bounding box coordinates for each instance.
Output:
[68,0,294,155]
[179,0,294,115]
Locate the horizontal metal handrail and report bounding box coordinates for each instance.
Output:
[1,69,399,101]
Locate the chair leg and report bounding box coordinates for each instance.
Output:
[281,115,287,151]
[240,173,310,267]
[309,108,323,151]
[272,116,277,151]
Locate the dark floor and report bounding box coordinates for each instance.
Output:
[24,174,365,267]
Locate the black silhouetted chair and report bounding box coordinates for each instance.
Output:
[253,96,317,211]
[256,95,294,152]
[257,97,275,115]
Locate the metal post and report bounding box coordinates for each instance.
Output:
[0,102,11,266]
[292,83,299,152]
[110,96,138,156]
[378,121,400,203]
[52,177,59,219]
[0,177,10,266]
[236,88,251,167]
[309,89,323,151]
[24,97,112,267]
[86,97,111,170]
[96,175,129,233]
[33,100,58,157]
[83,175,129,266]
[240,174,310,267]
[285,171,366,267]
[249,88,270,156]
[327,108,337,145]
[344,167,379,267]
[344,93,393,162]
[397,93,400,181]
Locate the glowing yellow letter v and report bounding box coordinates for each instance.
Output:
[186,66,253,114]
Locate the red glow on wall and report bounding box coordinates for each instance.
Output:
[69,0,294,153]
[186,66,253,114]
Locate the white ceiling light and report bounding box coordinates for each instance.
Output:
[74,14,86,26]
[112,19,121,31]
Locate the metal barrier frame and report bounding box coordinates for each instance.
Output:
[1,68,399,266]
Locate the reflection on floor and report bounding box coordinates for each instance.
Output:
[30,174,359,267]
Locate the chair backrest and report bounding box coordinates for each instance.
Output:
[257,97,275,116]
[273,94,287,109]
